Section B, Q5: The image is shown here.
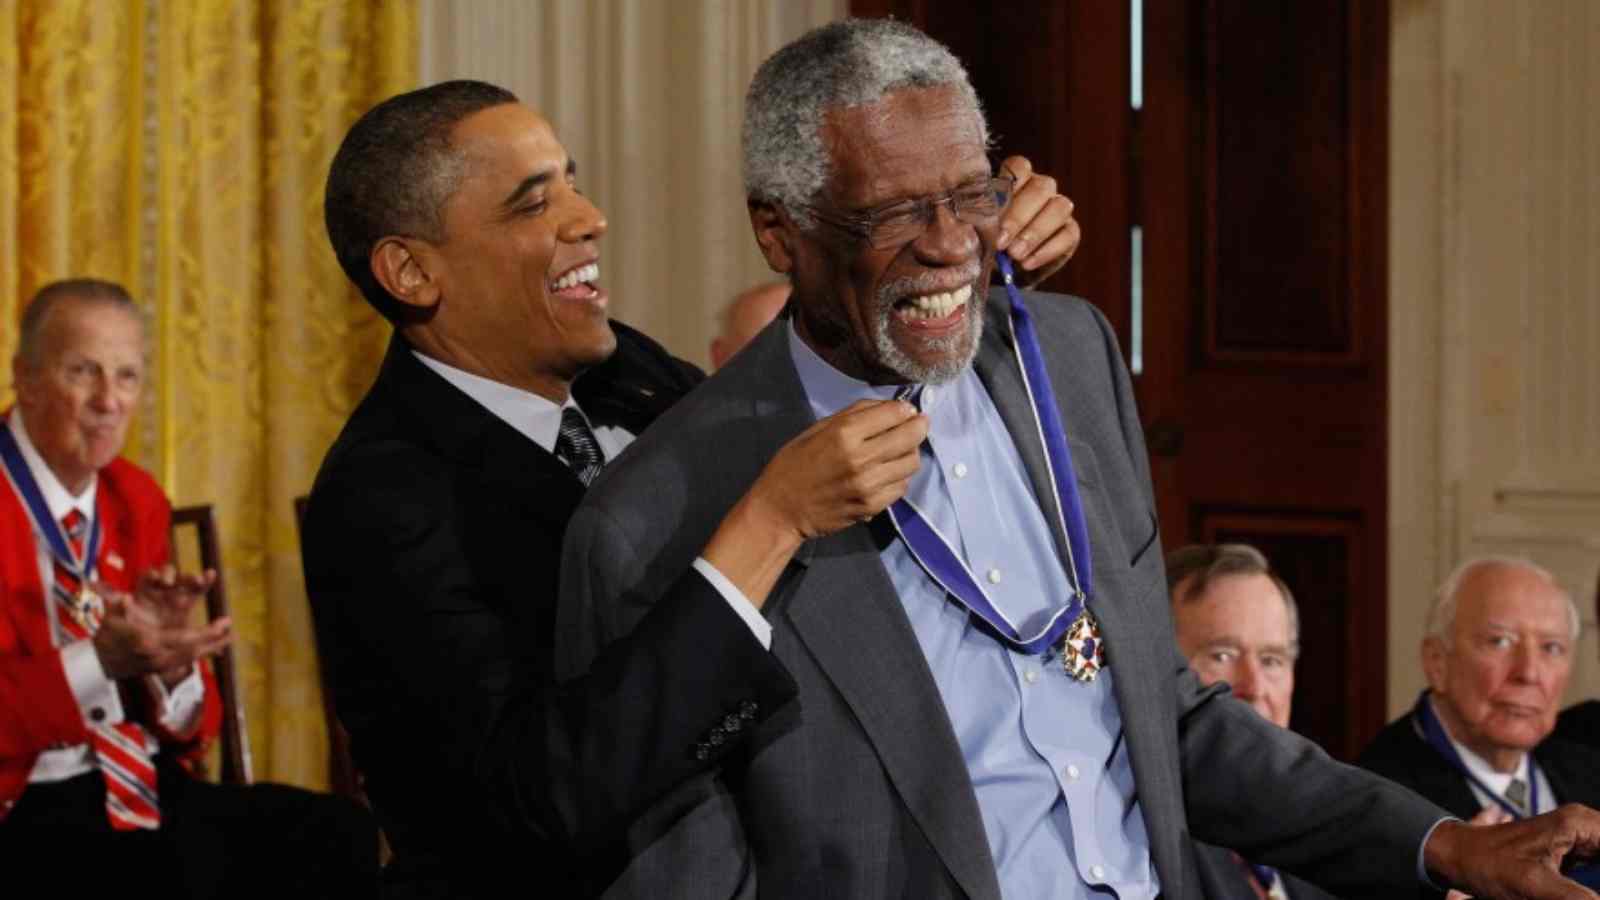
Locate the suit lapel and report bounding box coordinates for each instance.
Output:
[1405,703,1484,819]
[971,289,1074,574]
[785,525,1002,900]
[735,324,999,899]
[971,289,1189,893]
[380,335,584,530]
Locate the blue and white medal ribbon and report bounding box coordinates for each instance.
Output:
[1415,691,1539,818]
[882,251,1104,680]
[0,419,104,627]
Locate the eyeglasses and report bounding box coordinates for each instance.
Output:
[796,174,1014,251]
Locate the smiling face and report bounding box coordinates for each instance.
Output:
[12,297,144,495]
[1172,572,1297,728]
[401,103,613,401]
[1424,563,1574,771]
[780,85,994,385]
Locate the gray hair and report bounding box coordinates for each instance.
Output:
[1426,555,1580,645]
[1166,543,1300,652]
[15,279,144,368]
[742,18,989,228]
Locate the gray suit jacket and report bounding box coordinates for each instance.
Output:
[1193,841,1341,900]
[559,288,1446,899]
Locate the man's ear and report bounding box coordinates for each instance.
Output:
[749,201,796,275]
[10,355,33,408]
[370,236,443,313]
[1421,636,1448,693]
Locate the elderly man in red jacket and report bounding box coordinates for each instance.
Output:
[0,279,375,897]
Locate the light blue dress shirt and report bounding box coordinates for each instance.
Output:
[788,324,1158,899]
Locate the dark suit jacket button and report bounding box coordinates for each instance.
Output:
[723,714,742,732]
[708,731,725,747]
[739,700,758,719]
[693,744,710,761]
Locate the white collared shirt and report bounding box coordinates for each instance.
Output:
[7,411,204,784]
[411,351,771,648]
[412,351,635,459]
[1445,730,1555,816]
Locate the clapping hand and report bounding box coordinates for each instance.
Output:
[91,566,232,686]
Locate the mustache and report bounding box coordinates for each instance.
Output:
[874,264,983,308]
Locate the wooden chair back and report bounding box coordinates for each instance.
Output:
[169,503,253,784]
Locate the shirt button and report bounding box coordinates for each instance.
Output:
[1090,865,1106,881]
[1066,764,1080,781]
[986,568,1002,584]
[952,462,968,479]
[90,707,106,722]
[1023,669,1039,685]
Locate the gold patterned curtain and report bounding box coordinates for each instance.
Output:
[0,0,416,789]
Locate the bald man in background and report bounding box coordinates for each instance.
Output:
[711,282,791,370]
[1357,557,1600,900]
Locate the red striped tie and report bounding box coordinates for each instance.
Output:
[53,509,162,831]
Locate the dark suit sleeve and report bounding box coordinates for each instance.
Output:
[305,452,794,872]
[558,494,775,893]
[1080,305,1448,895]
[1177,686,1445,893]
[492,521,796,848]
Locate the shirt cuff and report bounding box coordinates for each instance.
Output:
[148,667,205,734]
[691,557,773,651]
[61,640,125,726]
[1417,815,1459,889]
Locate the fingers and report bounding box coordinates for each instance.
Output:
[832,397,920,437]
[860,411,930,463]
[101,591,130,619]
[862,451,922,494]
[1008,194,1076,266]
[140,564,178,589]
[998,173,1057,245]
[997,155,1034,191]
[172,570,215,596]
[1527,867,1598,900]
[1018,208,1081,276]
[158,617,234,671]
[186,617,234,659]
[998,173,1058,254]
[1468,805,1512,826]
[860,475,915,518]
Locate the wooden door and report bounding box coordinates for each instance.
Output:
[851,0,1390,761]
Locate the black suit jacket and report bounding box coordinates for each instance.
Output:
[1193,841,1340,900]
[303,325,796,899]
[1556,700,1600,751]
[1357,694,1600,900]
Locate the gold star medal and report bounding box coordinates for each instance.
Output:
[1059,607,1104,682]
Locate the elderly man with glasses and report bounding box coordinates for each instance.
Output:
[562,18,1600,900]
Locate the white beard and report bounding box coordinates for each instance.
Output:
[871,273,983,385]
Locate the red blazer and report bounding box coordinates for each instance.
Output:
[0,452,221,814]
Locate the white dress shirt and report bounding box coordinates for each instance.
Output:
[412,351,771,648]
[7,412,204,784]
[1446,730,1554,816]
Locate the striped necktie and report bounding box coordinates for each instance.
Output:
[555,407,605,486]
[52,509,162,831]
